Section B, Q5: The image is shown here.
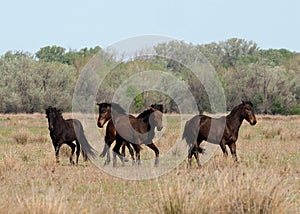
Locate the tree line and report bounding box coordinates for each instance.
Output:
[0,38,299,114]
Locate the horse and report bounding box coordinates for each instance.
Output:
[182,101,257,168]
[45,106,96,165]
[97,104,163,166]
[97,103,163,167]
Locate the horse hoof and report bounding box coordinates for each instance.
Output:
[187,163,191,169]
[104,161,110,166]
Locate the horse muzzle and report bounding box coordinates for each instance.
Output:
[48,125,54,131]
[250,117,257,125]
[97,119,106,128]
[97,122,104,128]
[157,126,163,131]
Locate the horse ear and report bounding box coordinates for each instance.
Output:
[157,104,163,113]
[45,108,49,117]
[242,100,254,107]
[149,106,155,111]
[242,100,249,105]
[58,109,63,115]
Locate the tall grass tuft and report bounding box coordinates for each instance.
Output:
[12,128,31,144]
[154,167,298,214]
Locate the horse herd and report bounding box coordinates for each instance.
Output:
[45,101,257,168]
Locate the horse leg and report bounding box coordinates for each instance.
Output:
[187,144,195,169]
[193,149,200,168]
[195,139,204,167]
[75,140,81,165]
[105,149,111,166]
[146,142,159,167]
[100,135,114,165]
[55,141,63,164]
[121,142,126,159]
[126,142,135,164]
[219,139,228,158]
[99,141,110,158]
[82,150,88,162]
[131,144,139,166]
[228,142,238,161]
[135,145,141,165]
[66,141,76,165]
[112,135,125,167]
[104,138,114,166]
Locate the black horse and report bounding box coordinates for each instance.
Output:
[97,104,163,166]
[183,101,257,168]
[46,106,96,165]
[97,103,163,167]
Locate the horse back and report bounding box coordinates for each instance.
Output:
[197,115,226,143]
[61,119,83,141]
[183,115,201,145]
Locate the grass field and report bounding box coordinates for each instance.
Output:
[0,113,299,213]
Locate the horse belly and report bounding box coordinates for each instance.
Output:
[199,124,223,144]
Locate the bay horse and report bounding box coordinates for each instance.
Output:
[97,103,163,167]
[46,106,96,165]
[97,104,163,166]
[183,101,257,168]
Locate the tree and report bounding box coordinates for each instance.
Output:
[35,46,67,63]
[0,53,76,113]
[222,62,296,114]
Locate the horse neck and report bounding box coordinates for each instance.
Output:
[53,115,65,129]
[227,107,244,130]
[139,110,155,131]
[137,109,151,122]
[111,109,126,118]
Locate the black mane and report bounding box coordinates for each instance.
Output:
[45,106,63,118]
[110,103,127,114]
[229,101,253,116]
[137,104,163,120]
[150,104,163,113]
[137,109,153,119]
[97,102,127,114]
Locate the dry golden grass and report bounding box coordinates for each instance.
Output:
[0,114,299,213]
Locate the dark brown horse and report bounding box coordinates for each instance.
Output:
[46,106,96,164]
[97,103,163,167]
[183,101,257,168]
[97,113,135,165]
[97,104,163,166]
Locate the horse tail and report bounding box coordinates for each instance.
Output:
[182,116,199,148]
[99,137,109,158]
[81,149,88,161]
[78,124,97,160]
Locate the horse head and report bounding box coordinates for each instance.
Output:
[150,103,164,113]
[96,103,112,128]
[241,101,257,125]
[149,107,163,131]
[45,106,62,131]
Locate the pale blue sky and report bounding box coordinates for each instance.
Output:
[1,0,300,55]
